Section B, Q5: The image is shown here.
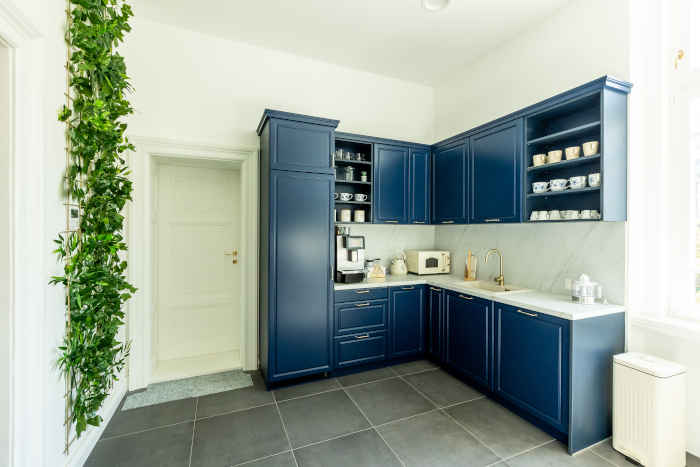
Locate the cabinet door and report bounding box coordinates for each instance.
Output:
[270,119,335,174]
[335,331,387,368]
[373,144,409,224]
[444,292,491,388]
[432,140,467,224]
[269,170,333,380]
[469,119,523,223]
[389,285,425,358]
[426,286,444,363]
[494,303,569,434]
[409,148,430,224]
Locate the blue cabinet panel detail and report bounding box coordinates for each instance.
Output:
[373,144,409,223]
[426,286,445,363]
[444,292,491,388]
[432,140,467,224]
[389,286,425,358]
[335,300,387,335]
[335,331,387,368]
[409,148,431,224]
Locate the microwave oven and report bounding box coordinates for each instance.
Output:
[405,250,451,275]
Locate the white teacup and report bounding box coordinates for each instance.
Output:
[588,173,601,187]
[532,154,547,166]
[569,176,587,190]
[565,146,581,160]
[354,193,368,202]
[580,209,593,219]
[549,210,562,220]
[550,178,569,191]
[547,150,563,164]
[529,211,538,221]
[339,192,353,201]
[532,181,549,193]
[537,211,550,221]
[582,141,599,156]
[562,210,579,220]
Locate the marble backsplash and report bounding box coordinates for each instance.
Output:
[342,224,437,269]
[435,222,626,305]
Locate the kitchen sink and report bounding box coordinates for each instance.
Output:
[464,281,530,294]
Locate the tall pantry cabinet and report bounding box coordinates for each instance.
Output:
[257,110,339,385]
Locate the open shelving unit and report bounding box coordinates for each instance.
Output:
[524,91,606,221]
[334,138,373,224]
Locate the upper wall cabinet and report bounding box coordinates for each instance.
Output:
[409,148,431,224]
[432,139,468,224]
[373,144,409,224]
[469,119,523,223]
[257,109,338,174]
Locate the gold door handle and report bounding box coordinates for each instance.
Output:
[430,287,442,292]
[355,334,370,339]
[458,294,473,300]
[355,290,370,294]
[401,286,415,290]
[441,220,454,224]
[355,302,370,307]
[224,250,238,264]
[515,309,537,317]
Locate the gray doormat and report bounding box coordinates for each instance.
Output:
[122,370,253,410]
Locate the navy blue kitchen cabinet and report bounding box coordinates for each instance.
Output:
[389,285,425,358]
[432,139,468,224]
[258,111,338,385]
[444,292,492,389]
[334,331,388,369]
[257,109,337,174]
[426,286,445,363]
[493,303,570,435]
[469,119,523,223]
[409,148,430,224]
[334,299,388,335]
[373,144,409,224]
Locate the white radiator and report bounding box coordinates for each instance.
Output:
[613,352,686,467]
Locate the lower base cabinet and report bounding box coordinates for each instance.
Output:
[389,285,425,358]
[493,303,570,434]
[334,331,387,368]
[426,286,445,363]
[444,291,492,389]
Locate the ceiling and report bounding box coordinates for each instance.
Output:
[135,0,571,85]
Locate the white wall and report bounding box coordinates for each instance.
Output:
[433,0,631,141]
[123,18,435,147]
[0,41,11,467]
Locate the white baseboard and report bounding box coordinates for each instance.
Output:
[65,380,127,467]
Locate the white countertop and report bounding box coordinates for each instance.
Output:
[334,274,624,320]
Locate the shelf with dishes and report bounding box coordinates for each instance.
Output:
[527,153,600,173]
[334,138,373,224]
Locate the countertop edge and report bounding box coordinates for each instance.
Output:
[333,275,625,321]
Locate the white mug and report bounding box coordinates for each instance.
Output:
[354,193,368,202]
[588,173,601,187]
[580,209,593,219]
[529,211,539,221]
[582,141,599,156]
[547,150,563,164]
[340,209,352,222]
[563,210,579,220]
[339,192,353,201]
[550,178,569,191]
[354,210,365,223]
[569,176,587,190]
[549,210,562,220]
[532,154,547,166]
[565,146,581,160]
[532,181,549,193]
[537,210,550,221]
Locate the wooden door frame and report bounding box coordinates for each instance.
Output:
[128,137,259,391]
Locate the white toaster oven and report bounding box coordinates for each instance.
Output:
[405,250,451,275]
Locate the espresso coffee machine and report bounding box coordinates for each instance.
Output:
[335,227,366,283]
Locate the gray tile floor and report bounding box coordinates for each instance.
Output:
[86,361,699,467]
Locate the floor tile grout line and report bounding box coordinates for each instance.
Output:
[195,401,276,421]
[99,419,195,442]
[373,408,440,429]
[341,386,407,467]
[230,449,292,467]
[396,373,505,463]
[187,398,198,467]
[589,448,623,467]
[273,384,342,403]
[484,439,557,467]
[292,426,375,451]
[272,391,300,467]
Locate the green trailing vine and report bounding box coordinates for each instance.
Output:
[51,0,136,439]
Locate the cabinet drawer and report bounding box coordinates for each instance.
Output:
[335,287,388,303]
[334,331,387,368]
[335,300,387,335]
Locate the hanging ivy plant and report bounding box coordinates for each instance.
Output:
[51,0,136,439]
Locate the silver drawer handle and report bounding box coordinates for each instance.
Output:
[484,218,500,223]
[355,290,370,294]
[441,220,455,224]
[355,334,370,339]
[385,220,399,223]
[459,294,473,300]
[401,286,415,290]
[413,221,425,224]
[430,287,441,292]
[516,309,537,317]
[355,302,370,307]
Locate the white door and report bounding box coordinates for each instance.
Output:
[153,160,241,382]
